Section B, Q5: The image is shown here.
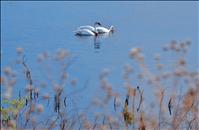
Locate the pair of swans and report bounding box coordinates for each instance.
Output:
[75,22,114,36]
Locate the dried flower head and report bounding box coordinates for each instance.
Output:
[55,49,70,60]
[3,67,13,75]
[1,77,5,85]
[183,88,197,111]
[25,85,33,92]
[128,87,136,97]
[7,120,16,128]
[36,104,44,113]
[156,63,163,70]
[42,93,50,100]
[129,47,141,58]
[8,79,17,86]
[139,112,146,130]
[162,45,169,51]
[170,40,177,50]
[124,64,133,73]
[70,79,77,86]
[178,58,186,66]
[16,47,24,55]
[61,72,68,80]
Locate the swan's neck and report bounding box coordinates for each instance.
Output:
[109,26,114,32]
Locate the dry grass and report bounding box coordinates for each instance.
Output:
[1,40,198,130]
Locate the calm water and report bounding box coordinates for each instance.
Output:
[1,1,198,115]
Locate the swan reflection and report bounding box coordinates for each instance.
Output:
[94,37,101,50]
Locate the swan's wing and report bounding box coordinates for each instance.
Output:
[77,25,95,32]
[96,26,109,33]
[74,28,82,33]
[75,29,95,36]
[83,29,95,35]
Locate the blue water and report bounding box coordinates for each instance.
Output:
[1,1,198,124]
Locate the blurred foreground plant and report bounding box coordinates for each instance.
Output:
[1,40,198,130]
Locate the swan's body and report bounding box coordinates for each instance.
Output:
[75,29,97,36]
[96,26,114,34]
[74,22,114,36]
[75,22,101,36]
[77,25,96,32]
[77,22,101,33]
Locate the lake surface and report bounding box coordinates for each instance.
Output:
[1,1,198,118]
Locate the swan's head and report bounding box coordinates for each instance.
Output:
[94,22,102,27]
[109,26,115,32]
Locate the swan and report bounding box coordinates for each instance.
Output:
[74,22,114,36]
[74,28,98,36]
[77,22,101,32]
[96,26,114,34]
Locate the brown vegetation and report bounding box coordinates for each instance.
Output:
[1,40,198,130]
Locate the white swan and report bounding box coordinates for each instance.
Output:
[77,25,96,32]
[74,22,114,36]
[96,26,114,34]
[74,28,98,36]
[77,22,101,32]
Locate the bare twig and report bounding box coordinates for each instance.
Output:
[92,116,98,130]
[22,56,33,101]
[168,97,172,115]
[64,97,67,108]
[114,96,117,112]
[137,86,143,112]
